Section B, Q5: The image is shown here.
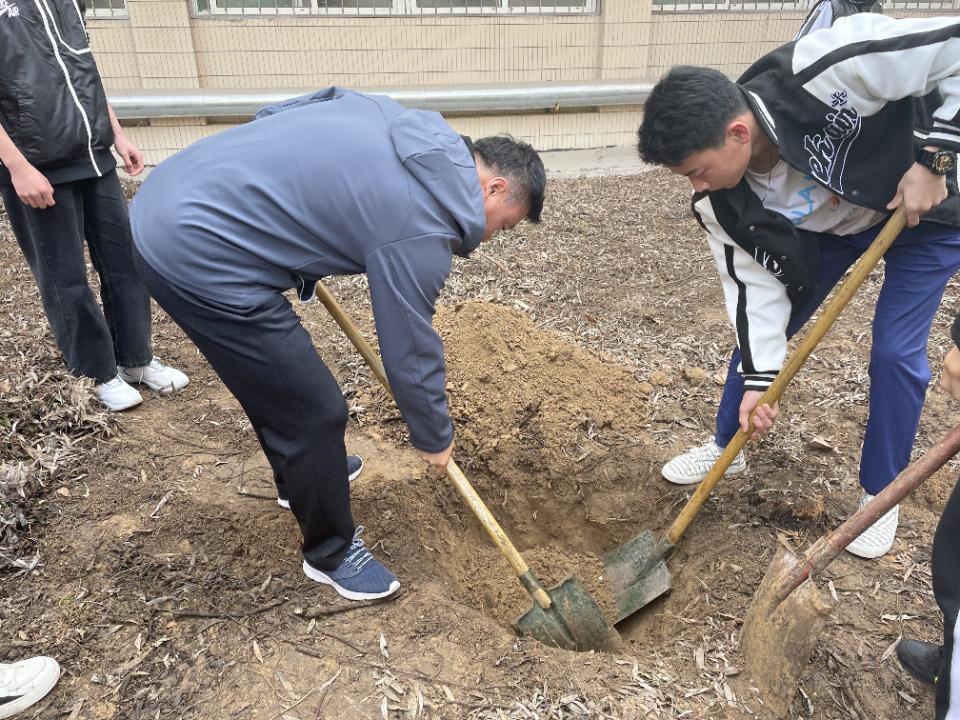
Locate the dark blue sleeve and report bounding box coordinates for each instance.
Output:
[366,235,455,453]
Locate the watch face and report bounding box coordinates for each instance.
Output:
[935,153,956,174]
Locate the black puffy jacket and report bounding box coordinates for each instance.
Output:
[0,0,116,185]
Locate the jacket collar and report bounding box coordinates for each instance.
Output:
[739,85,781,148]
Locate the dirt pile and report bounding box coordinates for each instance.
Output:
[370,301,674,627]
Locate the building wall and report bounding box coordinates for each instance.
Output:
[84,1,956,163]
[647,11,805,78]
[645,7,951,78]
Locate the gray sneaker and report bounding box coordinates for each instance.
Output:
[303,526,400,601]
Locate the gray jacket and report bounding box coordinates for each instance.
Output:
[130,87,486,452]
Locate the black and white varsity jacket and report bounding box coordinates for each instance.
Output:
[692,13,960,391]
[0,0,115,186]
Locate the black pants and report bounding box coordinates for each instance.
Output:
[132,249,354,570]
[935,479,960,719]
[0,171,152,382]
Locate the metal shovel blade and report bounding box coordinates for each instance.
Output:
[602,531,674,623]
[514,576,622,652]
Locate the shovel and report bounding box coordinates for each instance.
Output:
[603,207,908,623]
[314,282,621,652]
[741,420,960,716]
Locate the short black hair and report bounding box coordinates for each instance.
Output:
[637,66,748,167]
[473,135,546,223]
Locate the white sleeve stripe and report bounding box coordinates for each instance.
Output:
[928,131,960,147]
[694,194,792,379]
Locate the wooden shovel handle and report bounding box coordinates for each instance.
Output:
[315,282,553,610]
[771,421,960,606]
[665,207,907,546]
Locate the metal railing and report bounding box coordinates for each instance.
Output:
[109,81,653,120]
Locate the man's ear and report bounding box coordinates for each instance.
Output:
[485,176,509,198]
[728,120,751,146]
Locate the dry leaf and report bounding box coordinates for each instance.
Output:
[379,631,390,660]
[897,689,917,704]
[880,635,902,663]
[276,671,295,695]
[252,640,263,664]
[807,436,836,452]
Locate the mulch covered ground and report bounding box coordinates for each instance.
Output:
[2,169,958,719]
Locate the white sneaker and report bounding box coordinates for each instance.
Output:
[845,493,899,559]
[662,439,746,485]
[94,375,143,412]
[0,656,60,719]
[119,357,189,394]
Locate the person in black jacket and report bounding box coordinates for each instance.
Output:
[794,0,879,38]
[638,14,960,559]
[896,316,960,720]
[0,0,187,411]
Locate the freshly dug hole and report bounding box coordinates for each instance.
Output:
[392,301,682,631]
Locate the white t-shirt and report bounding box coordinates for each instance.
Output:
[745,160,886,236]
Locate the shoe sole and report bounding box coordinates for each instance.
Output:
[662,462,746,486]
[302,560,400,601]
[277,458,364,509]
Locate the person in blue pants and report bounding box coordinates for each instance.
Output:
[705,222,960,556]
[639,14,960,558]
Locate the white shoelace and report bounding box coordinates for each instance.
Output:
[342,526,374,572]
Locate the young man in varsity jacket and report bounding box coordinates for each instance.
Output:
[638,14,960,559]
[0,0,188,410]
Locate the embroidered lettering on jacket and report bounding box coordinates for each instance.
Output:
[803,91,861,194]
[753,249,784,278]
[0,0,20,18]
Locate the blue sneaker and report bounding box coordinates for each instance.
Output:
[303,526,400,601]
[277,455,363,510]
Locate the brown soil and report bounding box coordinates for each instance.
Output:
[3,169,959,719]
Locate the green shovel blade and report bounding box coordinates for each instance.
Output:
[602,531,674,623]
[514,577,621,652]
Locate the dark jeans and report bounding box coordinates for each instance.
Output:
[934,478,960,719]
[1,171,152,382]
[132,249,355,571]
[714,220,960,494]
